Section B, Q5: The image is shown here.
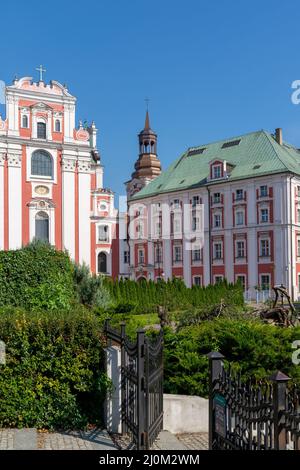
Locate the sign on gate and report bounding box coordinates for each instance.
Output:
[213,393,226,438]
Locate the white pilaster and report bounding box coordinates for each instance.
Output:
[182,194,191,287]
[224,187,234,282]
[7,151,22,249]
[6,94,19,137]
[78,159,91,266]
[0,152,5,249]
[62,156,76,259]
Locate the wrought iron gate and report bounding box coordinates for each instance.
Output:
[105,320,164,450]
[208,352,300,450]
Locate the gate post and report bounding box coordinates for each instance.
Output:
[271,371,290,450]
[207,351,225,450]
[120,322,126,435]
[137,328,146,450]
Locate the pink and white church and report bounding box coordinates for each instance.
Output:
[0,69,122,277]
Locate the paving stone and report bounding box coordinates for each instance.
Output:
[176,432,209,450]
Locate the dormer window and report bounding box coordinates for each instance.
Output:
[37,121,46,139]
[22,115,29,128]
[212,165,221,179]
[55,119,61,133]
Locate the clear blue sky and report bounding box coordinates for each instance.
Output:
[1,0,300,201]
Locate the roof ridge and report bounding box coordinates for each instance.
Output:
[188,129,265,151]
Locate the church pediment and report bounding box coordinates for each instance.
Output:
[30,102,53,111]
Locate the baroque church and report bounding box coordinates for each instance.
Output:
[0,69,161,277]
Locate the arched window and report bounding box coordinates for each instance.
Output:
[35,211,49,242]
[37,121,46,139]
[31,150,53,178]
[98,252,107,274]
[55,120,61,132]
[22,115,28,128]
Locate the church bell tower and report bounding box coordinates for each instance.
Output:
[126,111,161,198]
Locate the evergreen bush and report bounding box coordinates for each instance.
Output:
[0,307,108,429]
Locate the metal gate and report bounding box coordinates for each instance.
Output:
[208,351,300,450]
[105,320,164,450]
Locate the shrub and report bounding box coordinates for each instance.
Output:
[163,319,300,397]
[73,263,113,310]
[103,278,244,314]
[0,241,75,311]
[0,307,108,429]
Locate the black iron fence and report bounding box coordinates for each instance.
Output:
[208,352,300,450]
[104,320,164,450]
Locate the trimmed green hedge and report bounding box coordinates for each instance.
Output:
[164,319,300,397]
[0,308,108,429]
[0,241,75,311]
[103,278,244,314]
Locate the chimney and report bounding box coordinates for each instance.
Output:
[275,128,282,145]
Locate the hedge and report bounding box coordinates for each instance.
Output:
[163,319,300,397]
[103,277,244,314]
[0,241,75,311]
[0,307,108,429]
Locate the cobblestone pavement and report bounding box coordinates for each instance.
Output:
[111,431,208,450]
[0,429,14,450]
[0,428,116,450]
[176,433,209,450]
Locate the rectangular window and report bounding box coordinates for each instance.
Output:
[236,275,246,291]
[155,220,162,237]
[261,274,270,291]
[214,214,221,228]
[174,217,181,235]
[297,208,300,224]
[297,186,300,198]
[136,223,144,238]
[155,246,162,263]
[98,225,109,242]
[124,251,130,264]
[236,211,244,226]
[192,195,200,207]
[213,192,221,204]
[236,241,245,258]
[192,216,200,231]
[236,189,243,200]
[260,239,270,257]
[193,276,202,286]
[260,208,269,223]
[173,199,180,209]
[138,249,145,265]
[192,248,201,261]
[297,239,300,257]
[214,275,223,284]
[213,165,221,179]
[260,185,268,197]
[173,245,182,263]
[214,242,222,260]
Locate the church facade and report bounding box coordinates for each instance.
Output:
[0,72,119,277]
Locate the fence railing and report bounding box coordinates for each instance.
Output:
[104,320,164,450]
[208,352,300,450]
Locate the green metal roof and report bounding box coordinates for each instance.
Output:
[130,130,300,200]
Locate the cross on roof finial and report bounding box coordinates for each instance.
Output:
[36,65,46,82]
[145,97,150,111]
